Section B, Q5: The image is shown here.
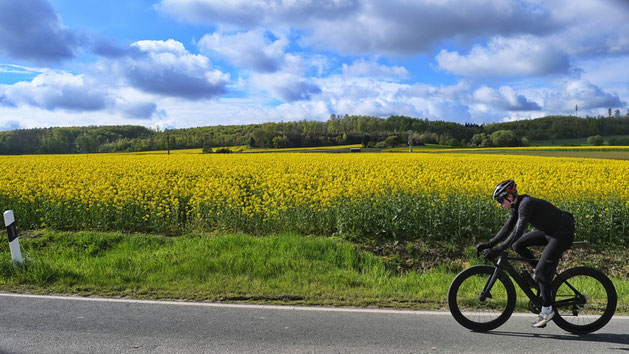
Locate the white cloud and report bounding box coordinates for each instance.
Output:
[543,79,624,112]
[1,71,111,111]
[577,55,629,110]
[197,33,325,102]
[157,0,629,68]
[0,39,229,124]
[309,77,475,123]
[158,0,555,55]
[436,35,571,77]
[0,64,48,75]
[307,0,557,55]
[155,0,359,29]
[198,30,288,72]
[543,0,629,57]
[2,72,620,130]
[400,81,472,102]
[322,80,406,117]
[0,104,142,129]
[0,93,15,107]
[0,120,21,131]
[342,59,409,80]
[123,39,230,99]
[118,101,166,120]
[198,29,338,102]
[0,0,81,63]
[0,69,169,120]
[251,72,321,102]
[473,86,541,111]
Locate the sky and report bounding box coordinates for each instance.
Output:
[0,0,628,131]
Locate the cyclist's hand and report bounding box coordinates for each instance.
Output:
[482,247,499,260]
[476,242,491,256]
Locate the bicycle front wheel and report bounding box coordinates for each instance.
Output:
[448,265,516,331]
[552,266,617,334]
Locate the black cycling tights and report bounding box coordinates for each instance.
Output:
[512,230,574,307]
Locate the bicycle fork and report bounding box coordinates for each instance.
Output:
[480,258,504,301]
[479,256,543,309]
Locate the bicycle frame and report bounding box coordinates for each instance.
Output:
[550,269,588,311]
[480,252,588,312]
[480,253,540,308]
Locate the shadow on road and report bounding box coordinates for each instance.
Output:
[486,331,629,350]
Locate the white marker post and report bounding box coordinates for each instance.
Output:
[4,210,23,264]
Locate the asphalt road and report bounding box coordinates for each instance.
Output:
[0,293,627,353]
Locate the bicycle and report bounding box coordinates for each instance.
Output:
[447,244,617,334]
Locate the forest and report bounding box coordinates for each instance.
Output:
[1,114,628,154]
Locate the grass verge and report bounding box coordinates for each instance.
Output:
[0,231,451,308]
[0,231,627,313]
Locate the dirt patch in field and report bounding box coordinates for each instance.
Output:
[367,240,629,279]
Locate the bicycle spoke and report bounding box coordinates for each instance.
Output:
[555,275,608,326]
[456,273,509,324]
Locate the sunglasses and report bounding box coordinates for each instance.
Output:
[497,198,509,205]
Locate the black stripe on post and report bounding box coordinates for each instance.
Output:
[7,224,18,243]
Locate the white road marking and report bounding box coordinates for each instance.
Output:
[0,292,449,315]
[5,292,626,319]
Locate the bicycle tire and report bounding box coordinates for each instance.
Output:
[551,266,617,334]
[448,265,516,331]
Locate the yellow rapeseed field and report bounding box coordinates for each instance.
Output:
[0,152,627,242]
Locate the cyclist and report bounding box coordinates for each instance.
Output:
[476,179,575,328]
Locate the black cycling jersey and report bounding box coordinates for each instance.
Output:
[489,194,570,252]
[489,194,575,307]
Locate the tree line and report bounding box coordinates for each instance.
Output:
[1,114,628,155]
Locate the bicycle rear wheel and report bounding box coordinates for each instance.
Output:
[552,266,617,334]
[448,265,516,331]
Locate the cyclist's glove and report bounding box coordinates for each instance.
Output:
[476,242,491,256]
[482,247,499,260]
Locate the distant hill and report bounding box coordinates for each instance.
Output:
[1,114,628,154]
[484,115,629,140]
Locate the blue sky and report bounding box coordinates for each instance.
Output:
[1,0,628,131]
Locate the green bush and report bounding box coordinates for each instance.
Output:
[383,135,402,147]
[608,137,629,146]
[587,135,604,146]
[490,130,521,147]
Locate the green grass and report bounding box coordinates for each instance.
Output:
[432,148,629,160]
[399,144,629,160]
[1,231,626,313]
[387,144,629,159]
[0,231,453,308]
